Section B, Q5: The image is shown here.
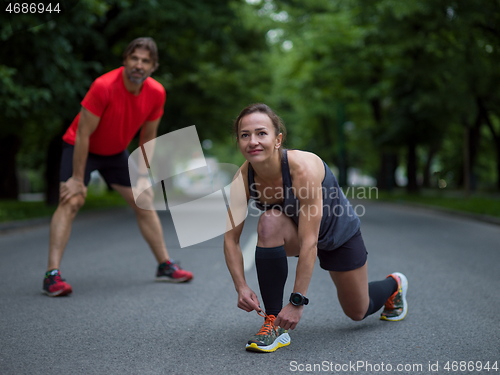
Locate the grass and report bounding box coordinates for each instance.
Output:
[374,189,500,219]
[1,187,499,224]
[0,190,127,223]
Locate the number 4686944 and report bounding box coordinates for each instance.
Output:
[5,3,61,14]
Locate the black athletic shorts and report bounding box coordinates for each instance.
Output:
[317,229,368,272]
[59,141,131,187]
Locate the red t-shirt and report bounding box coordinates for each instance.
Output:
[63,67,166,155]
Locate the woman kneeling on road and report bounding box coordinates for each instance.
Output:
[223,103,408,353]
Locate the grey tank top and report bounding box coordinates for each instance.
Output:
[248,149,360,250]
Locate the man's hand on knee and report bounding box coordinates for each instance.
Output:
[60,177,87,204]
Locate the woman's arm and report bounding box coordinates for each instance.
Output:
[224,222,261,312]
[275,151,325,330]
[223,164,261,312]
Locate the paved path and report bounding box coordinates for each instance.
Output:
[0,201,499,375]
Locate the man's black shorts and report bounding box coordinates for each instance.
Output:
[59,141,131,187]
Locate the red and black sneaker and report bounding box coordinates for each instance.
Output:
[155,260,193,283]
[42,270,73,297]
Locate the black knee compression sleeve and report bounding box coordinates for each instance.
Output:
[255,245,288,316]
[364,276,398,318]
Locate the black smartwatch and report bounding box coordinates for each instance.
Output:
[289,292,309,306]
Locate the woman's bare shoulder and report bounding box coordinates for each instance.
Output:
[287,150,323,174]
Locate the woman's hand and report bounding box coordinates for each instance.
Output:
[237,286,262,312]
[275,303,304,330]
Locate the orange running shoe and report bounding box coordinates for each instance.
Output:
[380,272,408,321]
[246,311,290,352]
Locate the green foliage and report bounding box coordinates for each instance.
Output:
[1,0,499,200]
[243,0,500,190]
[0,0,270,197]
[0,190,127,223]
[377,189,500,219]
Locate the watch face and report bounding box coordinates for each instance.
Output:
[291,293,303,305]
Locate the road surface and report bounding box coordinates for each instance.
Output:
[0,200,499,374]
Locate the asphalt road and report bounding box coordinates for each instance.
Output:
[0,200,499,375]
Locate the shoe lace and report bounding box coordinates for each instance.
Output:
[46,274,65,284]
[385,288,402,309]
[385,298,395,309]
[255,310,277,335]
[165,260,180,271]
[385,275,401,309]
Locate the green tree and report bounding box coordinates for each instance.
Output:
[0,0,271,201]
[0,0,109,199]
[245,0,500,192]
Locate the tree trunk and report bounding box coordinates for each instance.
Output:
[336,104,348,187]
[406,138,419,193]
[462,108,482,193]
[468,112,482,192]
[318,115,337,168]
[495,147,500,191]
[484,120,500,190]
[422,143,439,188]
[370,99,398,191]
[0,134,21,199]
[478,99,500,191]
[378,152,398,191]
[45,134,63,206]
[463,124,471,196]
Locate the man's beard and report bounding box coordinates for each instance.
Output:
[128,69,147,84]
